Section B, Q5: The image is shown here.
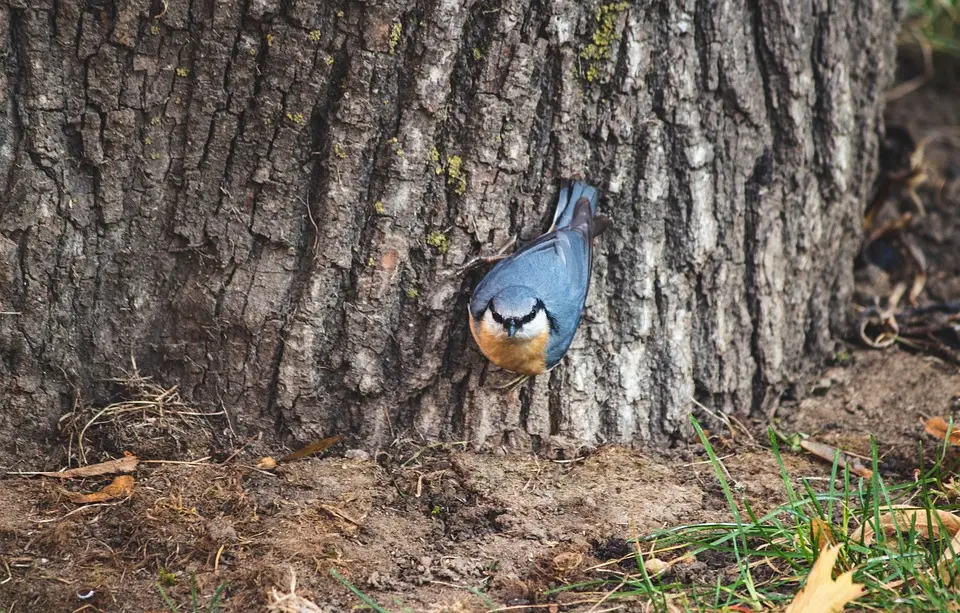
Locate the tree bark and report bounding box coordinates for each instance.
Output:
[0,0,902,462]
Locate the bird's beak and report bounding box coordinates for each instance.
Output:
[505,320,518,338]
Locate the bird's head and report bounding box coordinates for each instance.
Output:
[483,286,550,340]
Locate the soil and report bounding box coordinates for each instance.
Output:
[5,359,958,613]
[2,48,960,613]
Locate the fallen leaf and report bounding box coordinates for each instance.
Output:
[279,435,344,463]
[940,529,960,584]
[65,475,135,504]
[854,505,960,584]
[924,417,960,445]
[643,557,670,575]
[857,505,960,545]
[810,518,837,553]
[799,439,873,479]
[785,544,863,613]
[256,456,278,470]
[10,454,139,479]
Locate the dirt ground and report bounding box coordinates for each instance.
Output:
[2,349,958,613]
[3,54,960,613]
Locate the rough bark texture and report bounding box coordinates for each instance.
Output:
[0,0,902,461]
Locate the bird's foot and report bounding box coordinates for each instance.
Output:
[449,237,517,276]
[493,373,530,392]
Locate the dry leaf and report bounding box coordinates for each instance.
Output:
[857,505,960,545]
[799,439,873,479]
[279,435,344,463]
[940,529,960,584]
[810,518,837,553]
[256,456,278,470]
[785,544,864,613]
[65,475,135,504]
[924,417,960,445]
[12,454,139,479]
[854,505,960,584]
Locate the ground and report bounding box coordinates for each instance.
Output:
[2,37,960,613]
[1,348,957,613]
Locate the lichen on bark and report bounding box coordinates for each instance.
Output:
[0,0,903,464]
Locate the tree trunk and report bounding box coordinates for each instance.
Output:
[0,0,901,462]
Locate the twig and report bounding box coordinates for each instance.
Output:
[140,457,212,465]
[35,496,133,524]
[318,503,362,527]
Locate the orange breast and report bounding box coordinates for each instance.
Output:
[468,312,548,375]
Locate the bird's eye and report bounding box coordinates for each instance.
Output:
[489,308,504,324]
[519,301,543,325]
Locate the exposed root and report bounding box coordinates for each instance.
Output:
[266,570,325,613]
[58,358,227,465]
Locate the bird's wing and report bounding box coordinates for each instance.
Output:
[470,229,590,321]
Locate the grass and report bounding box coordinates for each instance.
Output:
[905,0,960,55]
[156,571,227,613]
[329,415,960,612]
[330,569,392,613]
[544,417,960,612]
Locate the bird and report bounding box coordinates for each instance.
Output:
[468,180,606,378]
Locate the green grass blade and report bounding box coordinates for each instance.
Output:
[330,568,392,613]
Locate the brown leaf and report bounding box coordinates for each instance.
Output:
[810,518,837,553]
[857,505,960,545]
[924,417,960,445]
[785,544,864,613]
[65,475,135,504]
[279,435,344,463]
[256,456,278,470]
[799,439,873,479]
[643,557,670,575]
[853,505,960,585]
[939,529,960,584]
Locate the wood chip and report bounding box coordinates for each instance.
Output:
[279,435,344,463]
[8,454,139,479]
[799,439,873,479]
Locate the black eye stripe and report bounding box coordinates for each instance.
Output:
[517,300,546,326]
[488,300,546,328]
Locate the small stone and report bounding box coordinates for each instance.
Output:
[344,449,370,461]
[811,378,833,396]
[583,496,597,509]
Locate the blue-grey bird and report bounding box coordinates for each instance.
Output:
[468,180,605,375]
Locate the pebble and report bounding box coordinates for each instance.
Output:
[344,449,371,461]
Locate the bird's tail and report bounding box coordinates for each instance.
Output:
[551,179,598,231]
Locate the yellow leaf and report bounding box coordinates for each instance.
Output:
[785,544,863,613]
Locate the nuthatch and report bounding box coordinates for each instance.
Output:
[469,180,606,376]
